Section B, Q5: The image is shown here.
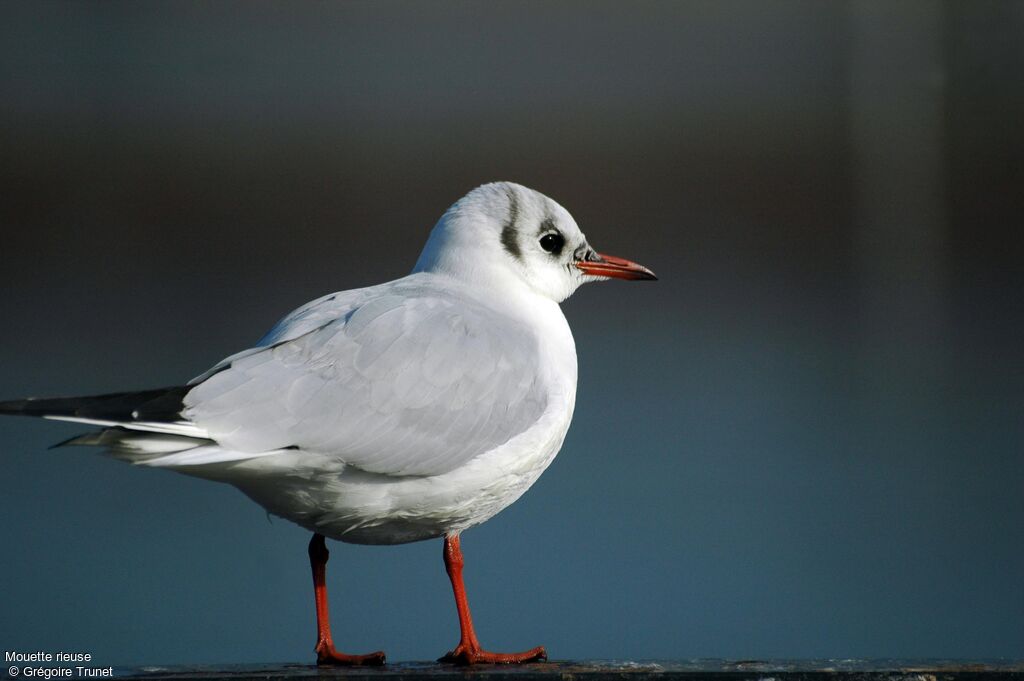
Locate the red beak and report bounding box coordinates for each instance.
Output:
[575,253,657,281]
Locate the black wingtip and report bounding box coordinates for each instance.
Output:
[0,386,189,423]
[0,397,46,416]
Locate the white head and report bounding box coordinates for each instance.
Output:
[413,182,655,302]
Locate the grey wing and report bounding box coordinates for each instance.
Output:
[182,289,547,477]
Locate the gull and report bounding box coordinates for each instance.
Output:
[1,182,655,665]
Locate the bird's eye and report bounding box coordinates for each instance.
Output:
[539,233,565,254]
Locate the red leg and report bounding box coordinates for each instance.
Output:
[308,533,386,666]
[437,534,547,665]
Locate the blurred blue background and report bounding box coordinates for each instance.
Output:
[2,0,1022,666]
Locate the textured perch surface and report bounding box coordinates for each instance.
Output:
[113,660,1024,681]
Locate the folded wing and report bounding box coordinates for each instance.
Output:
[183,285,547,477]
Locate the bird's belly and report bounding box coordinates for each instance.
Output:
[228,399,573,545]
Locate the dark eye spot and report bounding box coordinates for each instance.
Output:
[539,232,565,255]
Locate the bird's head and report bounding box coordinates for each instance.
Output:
[413,182,656,302]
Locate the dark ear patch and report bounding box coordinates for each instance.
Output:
[500,189,522,260]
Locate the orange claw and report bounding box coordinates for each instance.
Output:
[315,640,386,667]
[438,643,546,665]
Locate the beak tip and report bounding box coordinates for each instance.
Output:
[635,265,658,281]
